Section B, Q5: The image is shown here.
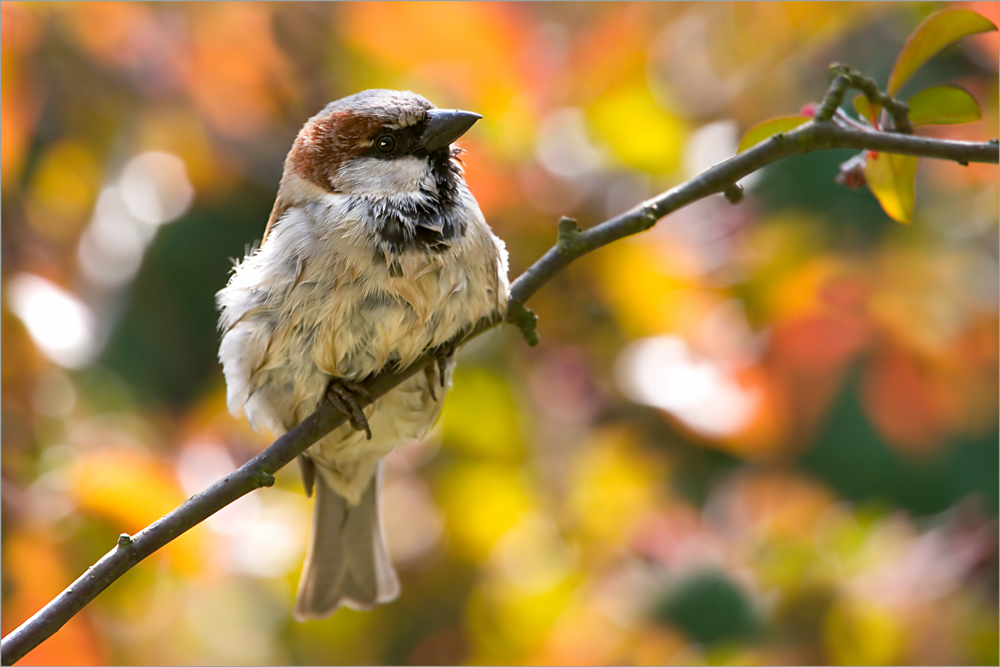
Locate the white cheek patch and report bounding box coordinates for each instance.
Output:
[337,156,433,196]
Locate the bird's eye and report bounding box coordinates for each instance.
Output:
[376,135,396,153]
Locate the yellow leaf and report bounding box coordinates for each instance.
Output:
[441,366,523,460]
[72,448,203,573]
[907,85,982,126]
[823,599,907,665]
[737,116,810,154]
[852,95,879,125]
[25,140,100,242]
[566,429,661,543]
[436,463,533,560]
[888,8,997,96]
[595,235,721,337]
[588,77,689,174]
[864,151,917,223]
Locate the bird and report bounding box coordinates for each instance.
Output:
[215,89,509,619]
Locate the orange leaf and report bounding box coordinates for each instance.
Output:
[737,116,810,154]
[2,530,105,666]
[862,348,950,454]
[888,8,997,96]
[864,152,917,223]
[907,85,982,125]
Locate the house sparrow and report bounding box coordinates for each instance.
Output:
[216,90,509,619]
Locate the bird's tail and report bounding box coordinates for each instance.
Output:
[294,462,400,620]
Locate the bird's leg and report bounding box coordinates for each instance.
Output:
[424,341,457,401]
[423,365,438,402]
[326,379,373,440]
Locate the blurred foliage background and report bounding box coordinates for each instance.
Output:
[2,2,998,665]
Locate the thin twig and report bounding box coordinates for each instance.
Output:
[2,78,997,665]
[845,69,914,134]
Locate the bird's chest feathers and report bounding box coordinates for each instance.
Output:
[280,202,481,377]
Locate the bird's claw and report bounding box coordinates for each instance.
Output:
[425,342,456,400]
[326,379,372,440]
[424,365,438,402]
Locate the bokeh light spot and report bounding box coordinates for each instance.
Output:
[6,274,97,369]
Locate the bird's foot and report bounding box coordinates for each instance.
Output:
[326,379,372,440]
[424,342,456,401]
[423,365,438,402]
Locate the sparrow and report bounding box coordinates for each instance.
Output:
[216,90,509,619]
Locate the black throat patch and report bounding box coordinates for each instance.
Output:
[352,149,469,255]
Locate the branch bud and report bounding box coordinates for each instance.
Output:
[835,152,868,190]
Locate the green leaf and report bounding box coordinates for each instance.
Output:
[907,85,982,126]
[853,95,879,125]
[864,151,918,223]
[888,8,997,96]
[737,116,810,154]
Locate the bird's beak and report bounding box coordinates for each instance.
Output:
[420,109,482,152]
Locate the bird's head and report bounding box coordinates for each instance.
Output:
[285,89,480,197]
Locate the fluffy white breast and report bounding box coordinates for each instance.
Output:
[217,187,508,441]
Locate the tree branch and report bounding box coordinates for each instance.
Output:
[828,66,915,134]
[507,78,996,345]
[2,76,997,665]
